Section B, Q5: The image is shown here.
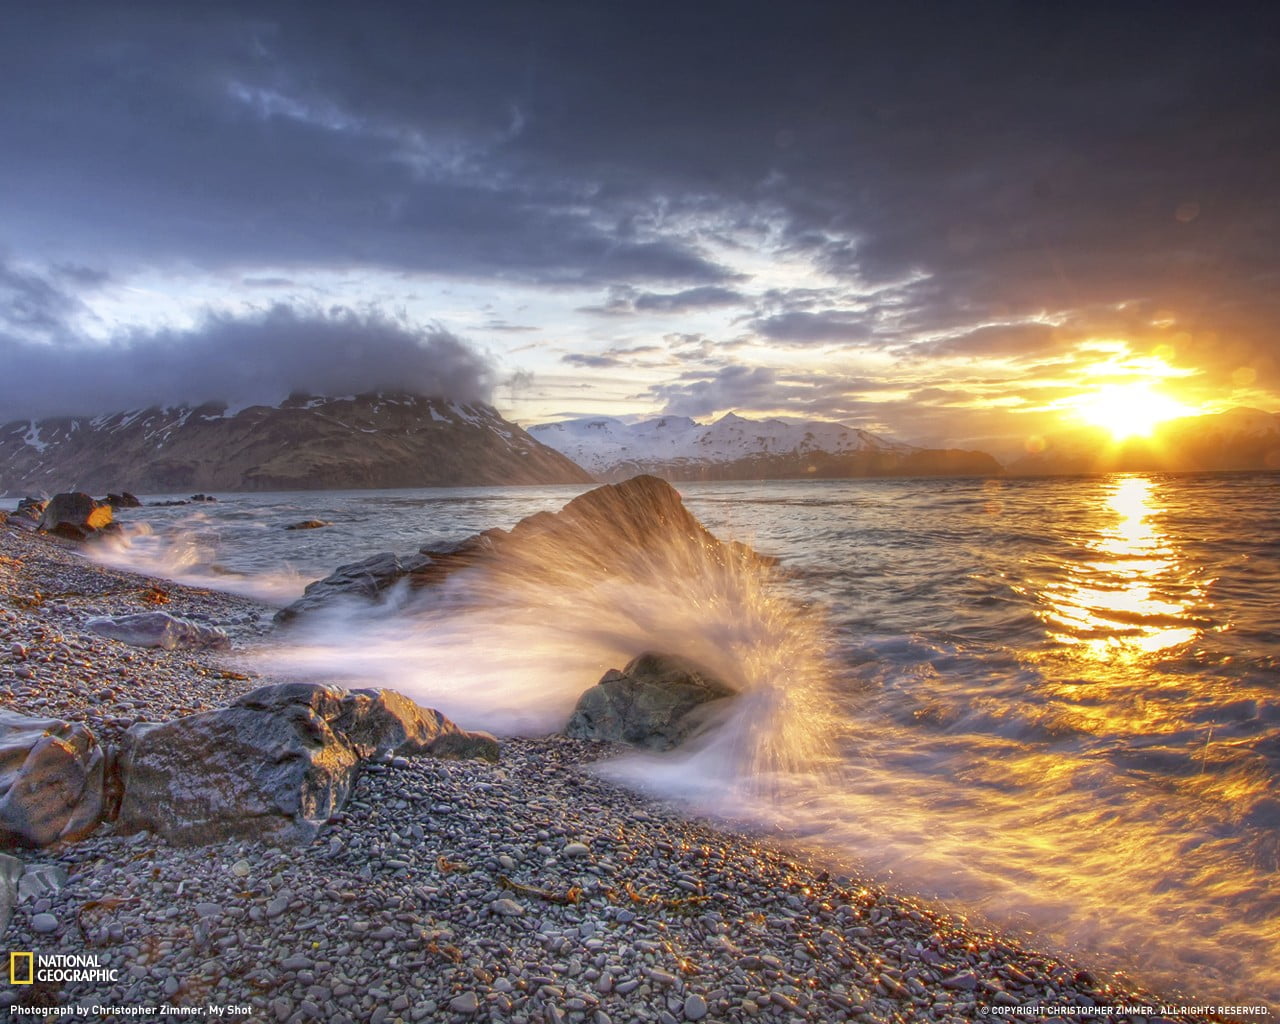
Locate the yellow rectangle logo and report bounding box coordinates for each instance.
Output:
[10,951,34,984]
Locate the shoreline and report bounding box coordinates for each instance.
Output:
[0,526,1219,1022]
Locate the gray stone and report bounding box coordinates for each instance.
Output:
[0,853,21,937]
[31,912,58,934]
[683,994,708,1021]
[564,652,737,751]
[0,709,106,847]
[17,864,66,903]
[115,683,491,846]
[489,898,525,917]
[448,992,478,1014]
[86,611,230,651]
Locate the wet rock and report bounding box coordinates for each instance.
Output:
[115,690,362,846]
[38,492,113,540]
[10,497,46,527]
[87,611,231,651]
[103,492,142,509]
[115,683,489,845]
[0,709,106,847]
[564,652,737,750]
[284,519,331,531]
[274,552,430,623]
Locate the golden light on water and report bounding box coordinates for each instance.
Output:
[1066,381,1198,440]
[1039,476,1206,658]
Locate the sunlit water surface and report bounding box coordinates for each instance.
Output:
[91,474,1280,1002]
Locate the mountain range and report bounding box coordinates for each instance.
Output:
[0,392,592,495]
[5,395,1278,497]
[529,412,1001,481]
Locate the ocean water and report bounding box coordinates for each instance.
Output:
[90,473,1280,1002]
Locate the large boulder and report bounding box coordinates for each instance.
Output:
[38,491,113,539]
[87,611,230,651]
[565,652,738,750]
[278,475,768,622]
[0,711,106,847]
[115,683,496,845]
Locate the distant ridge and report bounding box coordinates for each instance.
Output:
[530,412,1001,482]
[0,391,594,495]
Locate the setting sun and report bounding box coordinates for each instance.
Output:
[1068,382,1197,440]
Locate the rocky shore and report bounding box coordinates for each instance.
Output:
[0,523,1204,1023]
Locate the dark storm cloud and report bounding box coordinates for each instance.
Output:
[0,259,92,339]
[1,1,1278,397]
[752,311,872,345]
[632,287,745,313]
[0,304,494,420]
[653,365,786,418]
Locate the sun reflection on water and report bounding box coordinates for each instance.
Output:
[1039,476,1208,657]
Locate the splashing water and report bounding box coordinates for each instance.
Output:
[256,480,841,795]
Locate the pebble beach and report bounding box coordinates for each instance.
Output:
[0,524,1212,1023]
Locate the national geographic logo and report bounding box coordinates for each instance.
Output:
[8,953,118,984]
[10,952,34,985]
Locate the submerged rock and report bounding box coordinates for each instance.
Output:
[284,519,331,530]
[0,710,106,847]
[115,683,497,845]
[86,611,230,651]
[565,652,738,750]
[38,491,113,540]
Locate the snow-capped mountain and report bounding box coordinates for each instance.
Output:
[530,412,999,481]
[0,392,593,495]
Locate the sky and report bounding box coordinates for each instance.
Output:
[1,1,1277,457]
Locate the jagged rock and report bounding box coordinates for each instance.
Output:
[279,475,765,622]
[115,683,496,845]
[285,519,331,530]
[0,852,22,936]
[0,710,106,847]
[104,492,141,508]
[275,551,430,623]
[37,491,113,539]
[190,493,217,502]
[86,611,230,651]
[565,652,738,750]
